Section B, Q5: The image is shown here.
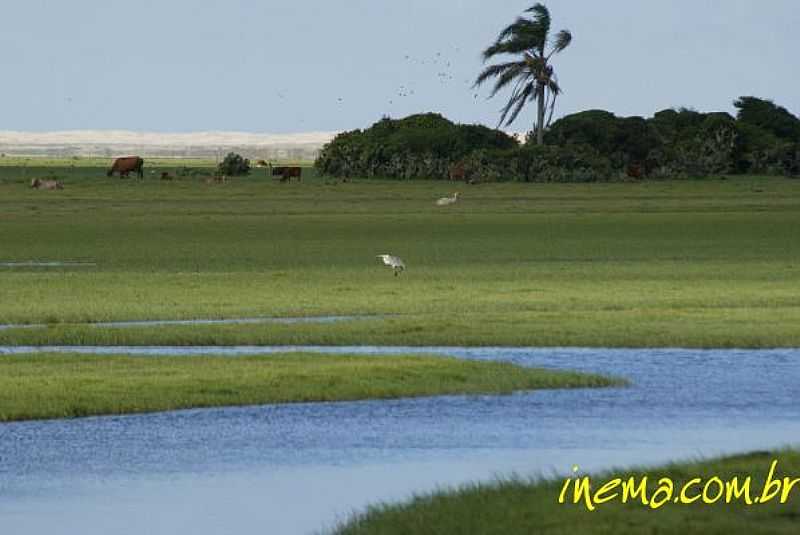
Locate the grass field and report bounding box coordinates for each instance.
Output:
[0,353,621,421]
[330,449,800,535]
[0,160,799,347]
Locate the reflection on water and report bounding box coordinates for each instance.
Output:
[0,347,798,534]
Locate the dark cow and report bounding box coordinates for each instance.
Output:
[625,162,644,179]
[270,165,302,182]
[107,156,144,178]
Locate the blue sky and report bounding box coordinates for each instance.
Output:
[1,0,797,132]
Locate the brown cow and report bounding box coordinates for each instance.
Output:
[625,162,644,179]
[107,156,144,178]
[282,167,302,182]
[30,178,64,190]
[270,165,302,182]
[448,161,466,182]
[160,172,174,180]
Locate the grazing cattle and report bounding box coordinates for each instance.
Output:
[448,162,466,182]
[160,172,174,180]
[270,165,302,182]
[30,178,64,190]
[271,166,288,181]
[625,162,644,179]
[282,167,302,181]
[107,156,144,178]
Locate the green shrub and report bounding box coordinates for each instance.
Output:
[734,96,800,142]
[448,145,612,183]
[549,108,743,178]
[315,113,517,179]
[665,113,737,177]
[218,152,250,176]
[545,110,660,169]
[519,144,613,182]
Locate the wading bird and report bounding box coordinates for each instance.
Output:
[436,192,459,206]
[376,254,406,276]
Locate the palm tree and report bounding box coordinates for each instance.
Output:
[475,3,572,145]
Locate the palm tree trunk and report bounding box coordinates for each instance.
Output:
[536,82,546,145]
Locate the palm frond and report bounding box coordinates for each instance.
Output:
[524,3,551,54]
[548,30,572,57]
[483,37,538,60]
[497,79,527,127]
[525,3,550,17]
[495,17,534,43]
[473,60,525,88]
[505,82,536,126]
[489,64,529,98]
[484,5,552,59]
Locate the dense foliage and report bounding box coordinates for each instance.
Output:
[315,114,516,180]
[732,97,800,175]
[218,152,250,176]
[547,99,799,178]
[316,97,800,182]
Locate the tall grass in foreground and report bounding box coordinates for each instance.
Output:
[0,353,622,421]
[330,449,800,535]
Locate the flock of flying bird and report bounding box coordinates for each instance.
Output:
[275,49,474,108]
[377,192,460,276]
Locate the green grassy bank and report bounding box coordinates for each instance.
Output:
[331,449,800,535]
[0,353,621,421]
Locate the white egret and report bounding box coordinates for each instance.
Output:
[435,192,459,206]
[376,254,406,276]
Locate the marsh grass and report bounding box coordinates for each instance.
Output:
[0,164,799,347]
[0,353,622,421]
[330,449,800,535]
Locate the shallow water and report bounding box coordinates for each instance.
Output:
[0,315,375,332]
[0,346,798,534]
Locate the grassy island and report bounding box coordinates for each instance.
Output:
[0,353,622,421]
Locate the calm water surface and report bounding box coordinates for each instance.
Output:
[1,346,798,534]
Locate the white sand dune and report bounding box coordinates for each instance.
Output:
[0,130,340,158]
[0,130,337,147]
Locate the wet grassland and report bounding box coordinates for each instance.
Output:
[0,161,798,348]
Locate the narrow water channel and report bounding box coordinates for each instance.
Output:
[0,346,797,534]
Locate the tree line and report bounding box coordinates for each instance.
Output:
[314,97,800,182]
